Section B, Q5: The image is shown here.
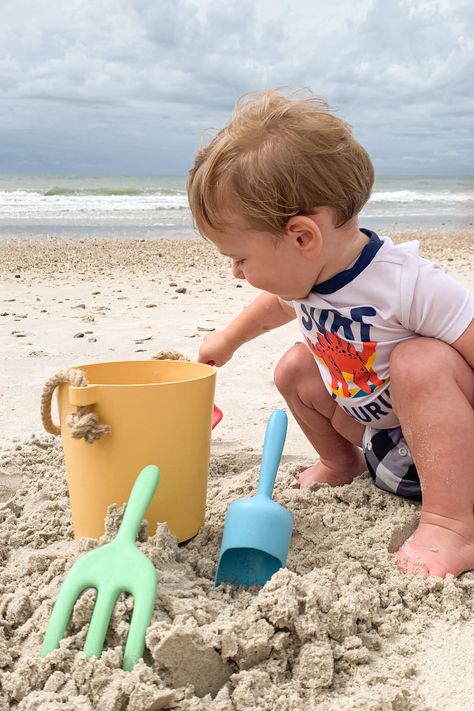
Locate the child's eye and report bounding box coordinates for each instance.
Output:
[234,259,245,267]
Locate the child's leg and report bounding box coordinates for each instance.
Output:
[390,337,474,577]
[274,343,366,487]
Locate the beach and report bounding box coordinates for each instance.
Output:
[1,228,474,710]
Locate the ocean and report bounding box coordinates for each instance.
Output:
[0,174,472,239]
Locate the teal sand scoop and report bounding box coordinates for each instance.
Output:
[41,465,159,671]
[214,410,293,587]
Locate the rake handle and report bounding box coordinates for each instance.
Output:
[116,465,160,542]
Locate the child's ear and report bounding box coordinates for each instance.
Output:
[286,215,323,258]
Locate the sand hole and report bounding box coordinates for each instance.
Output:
[387,514,419,553]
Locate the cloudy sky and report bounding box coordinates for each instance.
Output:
[1,0,473,176]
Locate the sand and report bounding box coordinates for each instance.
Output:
[0,229,473,710]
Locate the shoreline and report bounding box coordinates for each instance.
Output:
[0,217,472,238]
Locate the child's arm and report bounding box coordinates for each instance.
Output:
[198,292,296,366]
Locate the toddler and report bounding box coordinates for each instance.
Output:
[187,89,474,578]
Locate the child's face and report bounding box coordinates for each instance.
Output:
[204,211,319,301]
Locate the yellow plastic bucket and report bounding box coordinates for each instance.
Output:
[55,360,217,542]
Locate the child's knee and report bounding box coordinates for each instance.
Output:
[390,337,454,392]
[274,343,312,395]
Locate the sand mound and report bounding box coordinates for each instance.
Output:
[1,436,474,710]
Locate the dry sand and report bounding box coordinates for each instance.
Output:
[0,229,473,710]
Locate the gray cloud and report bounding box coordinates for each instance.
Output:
[0,0,472,174]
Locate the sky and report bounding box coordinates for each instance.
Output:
[1,0,473,176]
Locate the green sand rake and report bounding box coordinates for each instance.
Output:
[41,464,159,671]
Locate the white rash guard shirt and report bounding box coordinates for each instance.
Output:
[292,229,474,428]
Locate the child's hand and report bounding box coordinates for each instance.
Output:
[198,330,236,367]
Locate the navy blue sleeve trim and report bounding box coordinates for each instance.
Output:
[311,229,384,295]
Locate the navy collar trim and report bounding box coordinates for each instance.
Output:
[311,229,383,295]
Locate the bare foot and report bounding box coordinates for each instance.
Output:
[396,514,474,578]
[299,449,367,488]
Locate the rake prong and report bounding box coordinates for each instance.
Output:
[122,580,156,671]
[41,566,91,657]
[83,586,120,660]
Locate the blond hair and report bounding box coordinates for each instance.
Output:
[187,89,374,234]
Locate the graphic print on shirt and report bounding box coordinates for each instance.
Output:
[297,303,387,403]
[305,331,384,399]
[294,233,474,426]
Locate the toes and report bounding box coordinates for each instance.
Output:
[393,524,474,578]
[395,548,411,574]
[298,471,316,488]
[395,547,429,577]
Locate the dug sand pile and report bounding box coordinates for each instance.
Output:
[2,436,474,710]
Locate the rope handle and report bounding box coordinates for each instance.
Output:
[41,368,111,444]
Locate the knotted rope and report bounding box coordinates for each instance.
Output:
[41,368,111,444]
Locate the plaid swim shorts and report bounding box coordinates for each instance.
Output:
[362,425,421,500]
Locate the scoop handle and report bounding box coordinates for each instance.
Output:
[116,465,160,543]
[256,410,288,499]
